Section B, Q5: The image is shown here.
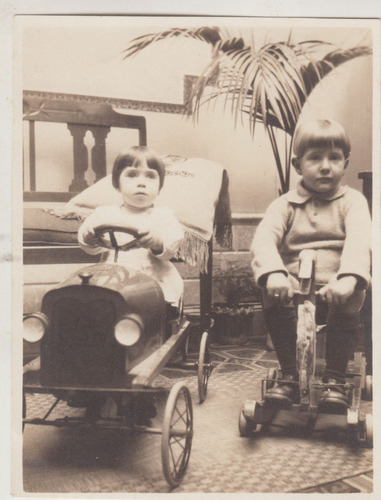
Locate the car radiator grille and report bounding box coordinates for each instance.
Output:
[41,297,118,386]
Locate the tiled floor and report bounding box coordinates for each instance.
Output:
[23,338,373,494]
[208,340,373,494]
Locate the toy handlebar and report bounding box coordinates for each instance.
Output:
[298,250,317,297]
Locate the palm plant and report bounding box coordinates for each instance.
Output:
[124,27,371,193]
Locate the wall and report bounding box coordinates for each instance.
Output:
[20,20,374,213]
[21,20,374,343]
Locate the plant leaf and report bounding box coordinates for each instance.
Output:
[123,27,372,191]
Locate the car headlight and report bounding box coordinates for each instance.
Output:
[23,313,50,342]
[114,314,143,346]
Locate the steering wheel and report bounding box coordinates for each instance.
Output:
[94,224,148,252]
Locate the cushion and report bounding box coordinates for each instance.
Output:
[47,156,232,272]
[64,156,228,241]
[23,207,81,245]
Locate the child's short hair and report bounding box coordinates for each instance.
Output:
[112,146,166,190]
[293,119,351,159]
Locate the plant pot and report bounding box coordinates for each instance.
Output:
[211,304,256,345]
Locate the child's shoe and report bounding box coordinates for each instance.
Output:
[319,379,349,414]
[264,373,299,405]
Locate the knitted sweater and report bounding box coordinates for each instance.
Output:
[251,181,371,288]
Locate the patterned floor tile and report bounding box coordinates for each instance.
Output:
[23,344,373,493]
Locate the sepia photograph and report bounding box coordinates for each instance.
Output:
[10,11,380,498]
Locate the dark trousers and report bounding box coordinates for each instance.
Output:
[263,294,364,382]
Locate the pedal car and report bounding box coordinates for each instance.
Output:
[23,223,214,488]
[238,250,373,448]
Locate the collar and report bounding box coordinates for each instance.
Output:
[121,202,154,213]
[284,179,347,204]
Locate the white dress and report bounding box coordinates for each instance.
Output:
[78,204,184,307]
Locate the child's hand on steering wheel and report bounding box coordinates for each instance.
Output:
[136,228,163,255]
[82,224,101,247]
[318,275,357,305]
[266,272,294,303]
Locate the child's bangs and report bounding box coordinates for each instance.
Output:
[301,134,348,154]
[130,149,163,173]
[293,119,350,158]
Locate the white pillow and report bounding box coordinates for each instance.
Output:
[66,157,225,242]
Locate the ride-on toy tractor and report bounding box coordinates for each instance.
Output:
[238,250,373,447]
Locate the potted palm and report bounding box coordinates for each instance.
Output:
[124,26,371,194]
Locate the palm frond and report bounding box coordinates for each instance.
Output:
[123,27,372,192]
[123,27,223,58]
[300,45,372,95]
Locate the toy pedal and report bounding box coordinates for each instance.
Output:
[347,408,359,426]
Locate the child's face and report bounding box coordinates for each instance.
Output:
[118,161,160,209]
[292,147,348,195]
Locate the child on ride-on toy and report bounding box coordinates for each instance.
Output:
[78,145,184,311]
[78,146,184,422]
[251,119,371,413]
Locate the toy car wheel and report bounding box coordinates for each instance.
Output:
[162,382,193,488]
[198,331,212,403]
[238,410,257,437]
[364,413,373,448]
[363,374,373,401]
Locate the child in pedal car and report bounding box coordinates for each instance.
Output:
[251,119,371,412]
[78,145,184,310]
[75,146,184,421]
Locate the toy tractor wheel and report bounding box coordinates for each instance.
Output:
[197,331,213,403]
[363,374,373,401]
[264,367,278,393]
[238,410,257,437]
[347,409,361,445]
[162,382,193,488]
[364,413,373,448]
[348,426,359,445]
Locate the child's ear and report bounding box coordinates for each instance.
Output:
[291,157,302,174]
[344,158,350,169]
